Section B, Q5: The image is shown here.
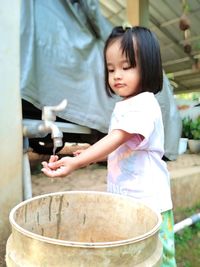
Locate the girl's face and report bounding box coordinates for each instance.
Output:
[106,39,141,98]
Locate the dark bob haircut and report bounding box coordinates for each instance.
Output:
[104,26,163,96]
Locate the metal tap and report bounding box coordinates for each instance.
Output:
[23,99,67,149]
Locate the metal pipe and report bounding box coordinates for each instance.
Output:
[174,213,200,233]
[23,119,49,138]
[23,137,32,200]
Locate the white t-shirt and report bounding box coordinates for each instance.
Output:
[107,92,173,213]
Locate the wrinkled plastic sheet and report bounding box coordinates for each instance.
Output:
[20,0,118,133]
[156,74,182,160]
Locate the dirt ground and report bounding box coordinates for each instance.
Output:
[31,154,107,196]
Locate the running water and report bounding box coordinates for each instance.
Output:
[51,146,57,183]
[53,146,56,156]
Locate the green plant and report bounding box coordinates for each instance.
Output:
[182,116,200,140]
[175,203,200,266]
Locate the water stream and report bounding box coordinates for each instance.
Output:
[53,146,56,156]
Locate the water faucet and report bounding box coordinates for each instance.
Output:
[23,99,68,150]
[39,99,68,149]
[22,99,67,200]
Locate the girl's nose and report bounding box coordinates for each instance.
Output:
[114,69,122,80]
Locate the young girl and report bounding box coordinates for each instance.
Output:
[42,26,176,266]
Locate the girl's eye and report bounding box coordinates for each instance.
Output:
[108,69,114,73]
[123,66,132,70]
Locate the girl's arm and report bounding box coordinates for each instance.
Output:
[41,129,132,178]
[73,149,107,163]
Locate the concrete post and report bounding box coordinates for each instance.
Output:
[0,0,22,244]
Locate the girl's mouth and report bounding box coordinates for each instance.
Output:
[114,83,125,88]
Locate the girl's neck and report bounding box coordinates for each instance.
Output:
[123,92,139,100]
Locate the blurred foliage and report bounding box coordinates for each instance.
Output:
[175,92,200,101]
[175,203,200,267]
[182,117,200,139]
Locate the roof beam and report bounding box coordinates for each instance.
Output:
[150,15,196,65]
[163,54,200,67]
[160,7,200,27]
[174,85,200,94]
[126,0,149,27]
[163,56,190,67]
[170,68,200,77]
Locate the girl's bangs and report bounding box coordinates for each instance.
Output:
[120,30,137,67]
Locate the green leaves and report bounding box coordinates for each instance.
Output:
[182,117,200,140]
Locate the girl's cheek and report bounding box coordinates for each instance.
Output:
[109,78,114,87]
[109,72,115,80]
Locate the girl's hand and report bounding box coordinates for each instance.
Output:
[41,156,76,178]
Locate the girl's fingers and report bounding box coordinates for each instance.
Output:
[41,168,58,178]
[49,155,59,163]
[41,166,66,178]
[42,157,62,170]
[41,156,71,177]
[41,161,48,168]
[42,159,60,171]
[48,158,64,170]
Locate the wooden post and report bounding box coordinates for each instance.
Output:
[126,0,149,27]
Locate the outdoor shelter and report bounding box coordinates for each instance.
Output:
[1,1,200,266]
